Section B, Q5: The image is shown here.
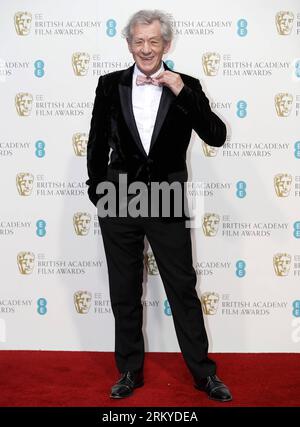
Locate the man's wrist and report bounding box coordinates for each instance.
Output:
[175,82,185,97]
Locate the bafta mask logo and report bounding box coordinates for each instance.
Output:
[145,251,159,275]
[74,291,92,314]
[202,141,218,157]
[17,251,35,274]
[275,93,293,117]
[73,212,91,236]
[72,52,90,76]
[202,52,220,76]
[274,173,292,197]
[16,172,34,196]
[201,292,220,315]
[202,213,220,236]
[275,11,294,35]
[14,11,32,35]
[72,132,88,156]
[15,92,33,116]
[273,253,291,276]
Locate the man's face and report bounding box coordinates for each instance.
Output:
[127,20,170,76]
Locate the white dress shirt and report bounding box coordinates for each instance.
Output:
[132,63,163,155]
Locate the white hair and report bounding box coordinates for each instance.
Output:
[122,9,173,43]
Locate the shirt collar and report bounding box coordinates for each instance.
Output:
[133,62,164,79]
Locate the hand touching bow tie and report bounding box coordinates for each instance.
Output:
[136,71,184,96]
[136,75,161,86]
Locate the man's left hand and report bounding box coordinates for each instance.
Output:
[154,71,184,96]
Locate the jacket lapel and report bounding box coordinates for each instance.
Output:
[118,62,176,157]
[149,86,175,153]
[118,65,148,157]
[148,62,176,153]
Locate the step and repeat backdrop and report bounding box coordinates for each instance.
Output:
[0,0,299,352]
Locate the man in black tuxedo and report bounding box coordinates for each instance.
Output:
[86,9,232,402]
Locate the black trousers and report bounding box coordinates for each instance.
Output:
[98,215,216,383]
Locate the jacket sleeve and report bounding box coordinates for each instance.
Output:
[86,76,110,206]
[175,79,226,147]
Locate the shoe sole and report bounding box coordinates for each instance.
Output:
[110,381,144,399]
[208,395,232,402]
[194,384,232,402]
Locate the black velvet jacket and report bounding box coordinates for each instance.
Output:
[86,62,226,207]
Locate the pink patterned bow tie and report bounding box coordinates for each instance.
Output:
[136,75,160,86]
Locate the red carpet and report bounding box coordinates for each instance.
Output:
[0,351,299,407]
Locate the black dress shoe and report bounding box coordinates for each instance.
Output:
[195,374,232,402]
[110,370,144,399]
